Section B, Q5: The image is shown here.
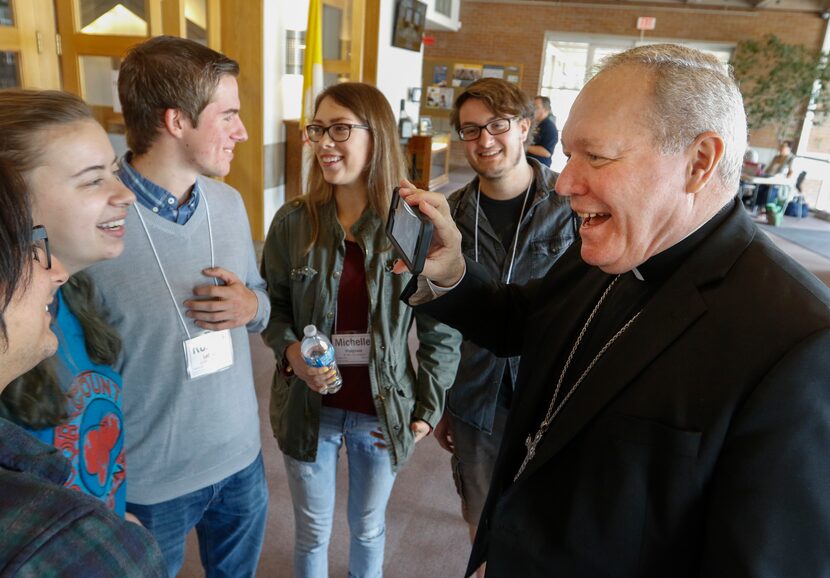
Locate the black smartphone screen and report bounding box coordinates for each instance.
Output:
[386,187,433,275]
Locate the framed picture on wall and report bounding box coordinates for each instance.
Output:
[392,0,427,52]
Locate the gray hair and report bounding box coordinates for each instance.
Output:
[598,44,747,189]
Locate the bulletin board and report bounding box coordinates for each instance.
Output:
[420,57,523,118]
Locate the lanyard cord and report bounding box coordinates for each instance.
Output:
[474,177,533,284]
[134,191,216,340]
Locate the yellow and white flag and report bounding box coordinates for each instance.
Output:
[302,0,324,132]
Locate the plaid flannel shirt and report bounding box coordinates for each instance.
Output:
[0,418,167,577]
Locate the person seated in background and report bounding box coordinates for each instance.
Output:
[526,96,558,167]
[0,160,166,577]
[754,140,796,211]
[741,147,762,180]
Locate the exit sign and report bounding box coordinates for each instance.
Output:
[637,17,656,30]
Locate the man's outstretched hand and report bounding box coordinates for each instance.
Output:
[391,179,465,287]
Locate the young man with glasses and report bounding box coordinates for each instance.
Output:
[86,36,269,577]
[431,78,577,575]
[0,162,166,576]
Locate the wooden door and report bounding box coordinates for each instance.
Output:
[0,0,60,88]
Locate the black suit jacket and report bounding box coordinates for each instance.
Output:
[416,200,830,577]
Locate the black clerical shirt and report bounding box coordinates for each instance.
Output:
[529,202,733,441]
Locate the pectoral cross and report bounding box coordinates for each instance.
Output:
[514,433,539,482]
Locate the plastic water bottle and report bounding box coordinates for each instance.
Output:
[300,324,343,394]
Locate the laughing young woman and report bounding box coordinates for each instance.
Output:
[261,82,460,578]
[0,90,135,517]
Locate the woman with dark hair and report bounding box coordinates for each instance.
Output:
[0,89,135,517]
[261,82,460,577]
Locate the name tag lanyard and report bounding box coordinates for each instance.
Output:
[134,193,234,379]
[474,179,532,284]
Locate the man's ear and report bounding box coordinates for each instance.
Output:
[519,117,531,143]
[686,131,724,194]
[163,108,186,138]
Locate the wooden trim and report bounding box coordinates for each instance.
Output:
[207,0,221,50]
[350,0,365,81]
[0,27,20,46]
[362,0,379,84]
[221,0,264,240]
[284,120,303,202]
[162,0,185,37]
[54,0,80,93]
[147,0,164,36]
[72,34,144,56]
[323,59,351,74]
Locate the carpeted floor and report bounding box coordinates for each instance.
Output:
[180,334,470,578]
[759,224,830,260]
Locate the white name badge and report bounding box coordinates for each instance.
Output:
[332,332,371,366]
[183,329,234,379]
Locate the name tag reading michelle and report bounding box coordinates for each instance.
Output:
[332,332,371,366]
[184,329,234,379]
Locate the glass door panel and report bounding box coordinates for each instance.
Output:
[79,54,126,154]
[185,0,207,44]
[0,50,19,87]
[0,0,13,25]
[76,0,148,36]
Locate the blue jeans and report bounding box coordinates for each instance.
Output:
[283,407,397,578]
[128,453,268,578]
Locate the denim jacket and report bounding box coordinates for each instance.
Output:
[447,159,577,432]
[261,198,461,470]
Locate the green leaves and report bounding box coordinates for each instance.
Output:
[733,34,830,142]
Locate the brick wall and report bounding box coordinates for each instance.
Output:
[426,0,828,155]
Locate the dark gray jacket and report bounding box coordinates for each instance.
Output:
[446,159,577,432]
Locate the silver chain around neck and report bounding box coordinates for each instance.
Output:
[514,274,642,482]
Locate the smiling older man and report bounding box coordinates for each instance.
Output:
[400,44,830,577]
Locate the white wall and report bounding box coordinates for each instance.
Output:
[376,0,423,127]
[262,0,307,233]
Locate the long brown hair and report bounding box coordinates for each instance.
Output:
[304,82,407,252]
[0,90,121,428]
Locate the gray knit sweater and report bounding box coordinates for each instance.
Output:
[87,177,269,504]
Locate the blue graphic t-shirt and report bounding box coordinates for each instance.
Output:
[29,289,126,516]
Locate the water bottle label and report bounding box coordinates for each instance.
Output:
[304,347,335,368]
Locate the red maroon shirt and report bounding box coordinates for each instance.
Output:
[322,240,377,416]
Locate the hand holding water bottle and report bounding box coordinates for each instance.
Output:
[286,325,343,394]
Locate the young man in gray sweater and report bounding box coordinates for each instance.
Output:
[87,36,269,578]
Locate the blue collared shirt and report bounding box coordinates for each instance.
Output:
[119,152,201,224]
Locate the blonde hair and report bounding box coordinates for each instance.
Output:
[304,82,407,251]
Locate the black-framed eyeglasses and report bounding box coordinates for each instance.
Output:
[32,225,52,271]
[457,117,520,142]
[306,123,370,143]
